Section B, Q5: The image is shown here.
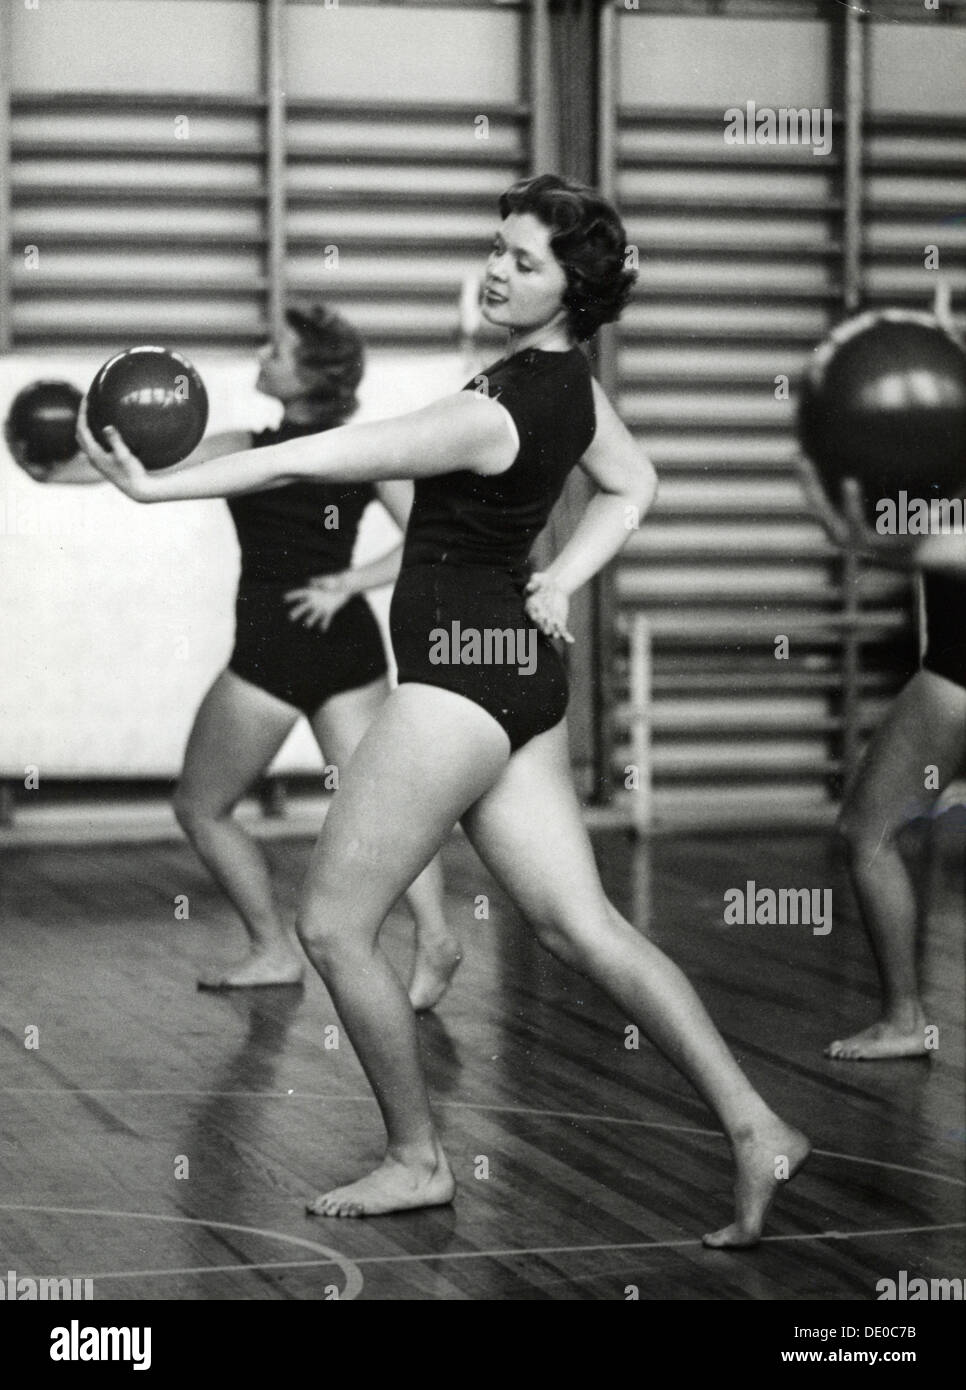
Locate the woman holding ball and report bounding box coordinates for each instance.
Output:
[79,176,809,1246]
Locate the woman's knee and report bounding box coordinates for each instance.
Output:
[295,903,369,975]
[173,784,205,837]
[294,908,335,964]
[172,782,235,837]
[295,870,371,968]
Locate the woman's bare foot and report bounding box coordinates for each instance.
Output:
[826,1013,929,1061]
[198,946,304,990]
[305,1142,455,1217]
[702,1118,811,1250]
[408,937,462,1012]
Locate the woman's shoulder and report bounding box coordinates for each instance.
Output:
[481,346,590,403]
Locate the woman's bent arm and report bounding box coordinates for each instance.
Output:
[538,379,658,596]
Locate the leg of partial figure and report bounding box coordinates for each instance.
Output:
[173,669,304,988]
[830,670,966,1059]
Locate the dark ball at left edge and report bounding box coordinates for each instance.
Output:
[87,346,209,471]
[5,379,83,466]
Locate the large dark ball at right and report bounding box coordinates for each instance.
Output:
[86,345,209,471]
[797,310,966,510]
[5,379,83,465]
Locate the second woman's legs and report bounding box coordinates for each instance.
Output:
[173,669,305,987]
[829,670,966,1060]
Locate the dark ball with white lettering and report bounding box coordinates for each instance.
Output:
[797,310,966,520]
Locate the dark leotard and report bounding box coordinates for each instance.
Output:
[922,569,966,689]
[390,345,597,750]
[226,422,387,715]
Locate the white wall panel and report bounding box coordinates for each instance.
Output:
[11,0,261,95]
[285,3,521,103]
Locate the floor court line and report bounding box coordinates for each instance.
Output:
[50,1220,966,1286]
[0,1205,364,1300]
[2,1088,963,1189]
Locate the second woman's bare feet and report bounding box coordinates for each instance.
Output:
[306,1141,455,1217]
[826,1009,929,1061]
[408,938,462,1012]
[198,945,304,990]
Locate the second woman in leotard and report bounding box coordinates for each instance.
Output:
[178,305,459,1004]
[80,175,810,1247]
[57,305,460,1007]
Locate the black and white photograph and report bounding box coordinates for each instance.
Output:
[0,0,964,1335]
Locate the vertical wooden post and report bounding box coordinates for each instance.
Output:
[528,0,555,174]
[841,546,861,787]
[596,0,617,206]
[594,0,620,802]
[596,0,619,402]
[839,7,866,785]
[629,614,653,837]
[842,6,865,315]
[0,0,14,351]
[264,0,287,344]
[259,776,288,820]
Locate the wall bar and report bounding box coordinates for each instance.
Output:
[0,0,13,351]
[264,0,288,343]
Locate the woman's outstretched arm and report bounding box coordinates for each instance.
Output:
[77,393,517,503]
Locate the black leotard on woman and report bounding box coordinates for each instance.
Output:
[390,345,597,750]
[226,421,387,714]
[922,569,966,689]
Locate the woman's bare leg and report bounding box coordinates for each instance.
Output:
[460,719,809,1249]
[309,678,461,1012]
[829,670,966,1060]
[297,684,511,1216]
[173,669,304,988]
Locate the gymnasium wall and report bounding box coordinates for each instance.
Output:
[3,1,965,812]
[1,0,518,780]
[608,8,965,825]
[9,1,520,98]
[5,1,524,345]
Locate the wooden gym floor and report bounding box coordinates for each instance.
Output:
[0,820,963,1301]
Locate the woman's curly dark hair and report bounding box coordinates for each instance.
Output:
[498,174,636,342]
[285,302,365,428]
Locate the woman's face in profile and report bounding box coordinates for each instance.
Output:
[482,212,568,336]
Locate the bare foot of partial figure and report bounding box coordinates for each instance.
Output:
[305,1142,456,1218]
[197,946,304,990]
[826,1014,930,1061]
[702,1117,811,1250]
[408,938,462,1012]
